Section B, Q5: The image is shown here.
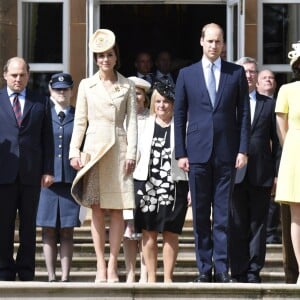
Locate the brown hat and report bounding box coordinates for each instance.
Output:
[89,29,115,53]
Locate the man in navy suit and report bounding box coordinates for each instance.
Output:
[0,57,54,281]
[229,58,280,283]
[174,23,250,283]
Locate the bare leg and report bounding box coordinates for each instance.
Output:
[59,227,74,281]
[91,205,107,282]
[42,227,57,282]
[123,238,138,283]
[290,203,300,282]
[142,230,158,282]
[107,209,124,282]
[139,241,148,283]
[162,231,179,283]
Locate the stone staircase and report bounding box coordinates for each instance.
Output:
[6,209,300,299]
[29,223,284,283]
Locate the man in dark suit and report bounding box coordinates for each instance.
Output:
[174,23,250,283]
[134,51,154,86]
[229,58,280,283]
[154,50,176,87]
[0,57,54,281]
[256,69,281,245]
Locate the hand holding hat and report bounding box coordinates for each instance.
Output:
[89,29,115,53]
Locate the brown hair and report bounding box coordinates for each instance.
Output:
[93,43,121,70]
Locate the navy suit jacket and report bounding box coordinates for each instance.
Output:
[0,87,54,185]
[174,60,250,164]
[235,93,280,186]
[50,103,76,183]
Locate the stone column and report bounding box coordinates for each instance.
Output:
[0,0,17,87]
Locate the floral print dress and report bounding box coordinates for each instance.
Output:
[134,122,188,234]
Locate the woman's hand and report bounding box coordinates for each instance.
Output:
[187,190,192,206]
[41,174,54,188]
[124,159,136,176]
[70,157,83,170]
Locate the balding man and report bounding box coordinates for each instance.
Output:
[256,69,281,245]
[0,57,54,281]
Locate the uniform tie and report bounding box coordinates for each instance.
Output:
[207,63,216,107]
[58,111,66,123]
[13,93,22,126]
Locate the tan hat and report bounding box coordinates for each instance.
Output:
[89,29,115,53]
[128,76,151,92]
[288,41,300,68]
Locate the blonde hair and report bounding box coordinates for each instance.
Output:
[149,89,174,115]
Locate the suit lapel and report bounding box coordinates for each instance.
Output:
[22,89,35,122]
[0,89,18,124]
[64,106,75,124]
[51,105,74,125]
[214,60,228,110]
[194,62,211,106]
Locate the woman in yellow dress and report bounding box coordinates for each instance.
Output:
[275,41,300,284]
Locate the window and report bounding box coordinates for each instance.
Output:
[18,0,69,94]
[258,0,300,85]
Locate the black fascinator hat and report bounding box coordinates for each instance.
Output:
[153,80,175,102]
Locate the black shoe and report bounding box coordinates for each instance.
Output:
[266,236,281,244]
[231,275,248,283]
[193,273,212,283]
[247,274,261,283]
[214,272,236,283]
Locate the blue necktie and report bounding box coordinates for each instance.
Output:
[207,63,216,107]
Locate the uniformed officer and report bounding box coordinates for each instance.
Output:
[36,73,80,282]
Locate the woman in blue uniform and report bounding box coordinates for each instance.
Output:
[36,73,80,282]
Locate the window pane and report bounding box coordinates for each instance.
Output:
[28,72,56,96]
[263,4,300,64]
[22,3,62,63]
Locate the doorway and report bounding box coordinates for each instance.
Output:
[100,4,226,76]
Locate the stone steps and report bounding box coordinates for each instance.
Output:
[0,282,299,300]
[14,223,286,284]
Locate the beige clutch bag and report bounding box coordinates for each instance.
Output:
[80,152,91,166]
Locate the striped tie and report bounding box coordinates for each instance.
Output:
[13,93,22,126]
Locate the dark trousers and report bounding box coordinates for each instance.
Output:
[229,179,271,282]
[0,179,40,281]
[189,156,235,275]
[281,204,298,283]
[266,197,281,243]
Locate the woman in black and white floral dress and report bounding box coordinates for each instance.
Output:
[133,81,190,282]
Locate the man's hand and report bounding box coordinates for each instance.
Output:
[235,153,248,169]
[178,157,190,172]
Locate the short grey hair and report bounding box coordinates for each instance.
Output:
[235,56,258,70]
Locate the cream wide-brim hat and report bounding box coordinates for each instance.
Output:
[89,29,115,53]
[128,76,151,93]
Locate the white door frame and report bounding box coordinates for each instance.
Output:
[226,0,245,62]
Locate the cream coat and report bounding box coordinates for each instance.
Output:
[69,71,137,209]
[133,115,188,182]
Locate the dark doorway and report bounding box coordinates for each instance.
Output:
[100,4,226,76]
